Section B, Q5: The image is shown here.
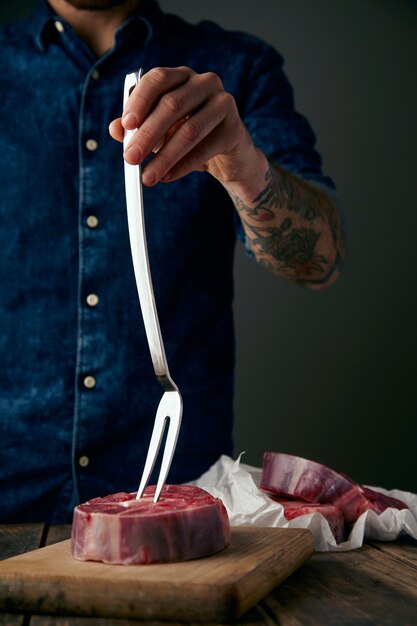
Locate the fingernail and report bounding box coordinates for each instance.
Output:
[124,144,142,163]
[122,112,138,128]
[142,169,157,185]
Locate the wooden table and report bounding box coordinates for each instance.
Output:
[1,524,416,625]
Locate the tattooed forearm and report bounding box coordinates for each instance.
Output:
[251,222,327,276]
[230,160,346,284]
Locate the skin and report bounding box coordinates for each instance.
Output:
[49,0,346,287]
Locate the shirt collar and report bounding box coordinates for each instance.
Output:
[30,0,164,52]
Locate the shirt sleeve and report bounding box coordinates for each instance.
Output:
[233,38,341,246]
[240,39,335,189]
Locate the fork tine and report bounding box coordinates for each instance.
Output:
[135,413,166,500]
[136,391,183,501]
[153,393,183,502]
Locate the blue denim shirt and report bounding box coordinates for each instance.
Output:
[0,0,335,522]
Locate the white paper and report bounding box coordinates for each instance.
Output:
[191,454,417,551]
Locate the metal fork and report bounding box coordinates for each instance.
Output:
[123,70,183,503]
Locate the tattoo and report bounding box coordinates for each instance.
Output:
[233,194,275,222]
[252,166,287,208]
[232,161,345,281]
[251,221,327,275]
[250,164,323,221]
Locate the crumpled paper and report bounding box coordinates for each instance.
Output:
[191,454,417,551]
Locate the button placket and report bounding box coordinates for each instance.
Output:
[74,72,110,489]
[82,107,101,392]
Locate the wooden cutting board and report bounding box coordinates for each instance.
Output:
[0,526,314,622]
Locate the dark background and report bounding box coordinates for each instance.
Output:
[2,1,416,492]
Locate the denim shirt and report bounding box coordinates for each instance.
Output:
[0,0,335,522]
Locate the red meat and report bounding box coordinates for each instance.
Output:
[360,485,408,513]
[271,497,345,543]
[260,452,407,525]
[71,484,231,565]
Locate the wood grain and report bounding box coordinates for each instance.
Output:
[261,545,417,626]
[0,525,45,626]
[0,524,44,560]
[2,525,416,625]
[0,614,25,626]
[369,536,417,569]
[45,525,72,546]
[28,604,276,626]
[0,527,314,623]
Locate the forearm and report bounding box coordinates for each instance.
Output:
[223,148,346,287]
[112,66,346,285]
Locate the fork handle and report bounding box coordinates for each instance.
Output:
[123,71,175,389]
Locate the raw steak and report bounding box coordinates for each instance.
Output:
[271,497,345,543]
[71,484,231,565]
[260,452,407,524]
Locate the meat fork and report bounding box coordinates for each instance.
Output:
[123,70,183,503]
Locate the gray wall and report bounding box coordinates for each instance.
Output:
[2,1,416,492]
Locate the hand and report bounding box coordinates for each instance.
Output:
[108,66,258,186]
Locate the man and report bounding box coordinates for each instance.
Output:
[0,0,345,522]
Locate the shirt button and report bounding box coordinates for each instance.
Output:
[86,139,98,151]
[92,69,100,80]
[86,293,99,307]
[86,215,99,228]
[55,20,65,33]
[79,455,90,468]
[83,375,96,389]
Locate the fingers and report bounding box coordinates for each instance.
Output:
[123,69,224,167]
[108,66,246,185]
[108,118,123,142]
[142,91,238,185]
[108,67,195,144]
[122,66,192,129]
[160,122,231,182]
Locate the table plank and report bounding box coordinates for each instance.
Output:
[0,525,45,626]
[261,546,417,626]
[28,604,273,626]
[0,614,25,626]
[45,525,72,546]
[369,536,417,569]
[0,524,44,560]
